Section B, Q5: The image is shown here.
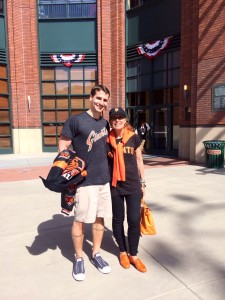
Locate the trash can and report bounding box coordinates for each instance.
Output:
[203,140,225,168]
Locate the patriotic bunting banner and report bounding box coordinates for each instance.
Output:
[50,54,85,67]
[136,36,172,59]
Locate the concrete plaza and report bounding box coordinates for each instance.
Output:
[0,153,225,300]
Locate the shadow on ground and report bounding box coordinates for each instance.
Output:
[26,214,118,262]
[195,166,225,175]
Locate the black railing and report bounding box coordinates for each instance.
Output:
[38,3,96,19]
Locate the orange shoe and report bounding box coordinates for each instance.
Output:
[119,253,130,269]
[129,256,147,273]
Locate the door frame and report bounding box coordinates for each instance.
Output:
[150,104,178,156]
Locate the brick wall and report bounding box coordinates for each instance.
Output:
[6,0,126,127]
[181,0,225,126]
[98,0,126,118]
[197,0,225,125]
[6,0,41,129]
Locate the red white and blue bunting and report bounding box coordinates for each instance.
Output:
[50,54,85,67]
[136,36,172,59]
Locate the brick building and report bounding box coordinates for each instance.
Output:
[1,0,225,163]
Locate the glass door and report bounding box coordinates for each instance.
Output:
[152,107,167,150]
[151,105,178,156]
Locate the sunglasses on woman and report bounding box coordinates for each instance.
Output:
[111,115,125,120]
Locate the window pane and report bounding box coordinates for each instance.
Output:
[44,124,57,135]
[0,65,7,78]
[68,3,83,18]
[84,81,93,94]
[56,97,69,109]
[127,78,137,92]
[71,97,83,108]
[56,82,69,94]
[153,55,167,72]
[43,111,56,122]
[152,89,166,105]
[168,69,180,86]
[84,66,97,80]
[168,70,172,86]
[71,81,83,94]
[140,59,151,74]
[39,1,96,18]
[0,138,11,148]
[58,124,63,134]
[43,97,56,109]
[57,111,69,122]
[71,67,83,80]
[127,93,137,106]
[139,92,147,105]
[42,68,54,81]
[0,124,10,135]
[127,61,138,76]
[68,2,96,18]
[44,136,57,146]
[84,97,91,108]
[168,51,180,68]
[140,74,151,91]
[56,67,68,80]
[71,110,84,116]
[0,96,9,108]
[172,51,180,68]
[153,72,166,89]
[42,82,55,94]
[0,110,10,122]
[0,80,8,93]
[50,4,67,18]
[172,69,180,86]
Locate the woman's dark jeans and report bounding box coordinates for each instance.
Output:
[111,193,142,256]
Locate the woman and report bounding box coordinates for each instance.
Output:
[107,107,147,272]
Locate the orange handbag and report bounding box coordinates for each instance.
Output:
[140,198,157,235]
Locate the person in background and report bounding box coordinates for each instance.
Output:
[107,107,147,273]
[58,84,112,281]
[136,121,150,152]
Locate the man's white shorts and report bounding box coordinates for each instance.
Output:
[74,183,112,223]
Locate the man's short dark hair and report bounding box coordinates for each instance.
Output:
[90,84,110,97]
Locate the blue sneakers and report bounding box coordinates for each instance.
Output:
[72,257,85,281]
[90,253,111,274]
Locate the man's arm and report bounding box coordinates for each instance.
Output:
[58,135,72,152]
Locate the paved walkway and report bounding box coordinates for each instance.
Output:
[0,153,189,182]
[0,153,225,300]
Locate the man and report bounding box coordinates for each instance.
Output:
[58,84,111,281]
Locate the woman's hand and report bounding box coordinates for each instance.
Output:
[141,182,146,196]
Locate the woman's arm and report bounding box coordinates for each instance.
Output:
[136,146,146,194]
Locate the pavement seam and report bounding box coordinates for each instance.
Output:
[140,245,204,300]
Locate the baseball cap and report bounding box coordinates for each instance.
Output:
[109,107,126,119]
